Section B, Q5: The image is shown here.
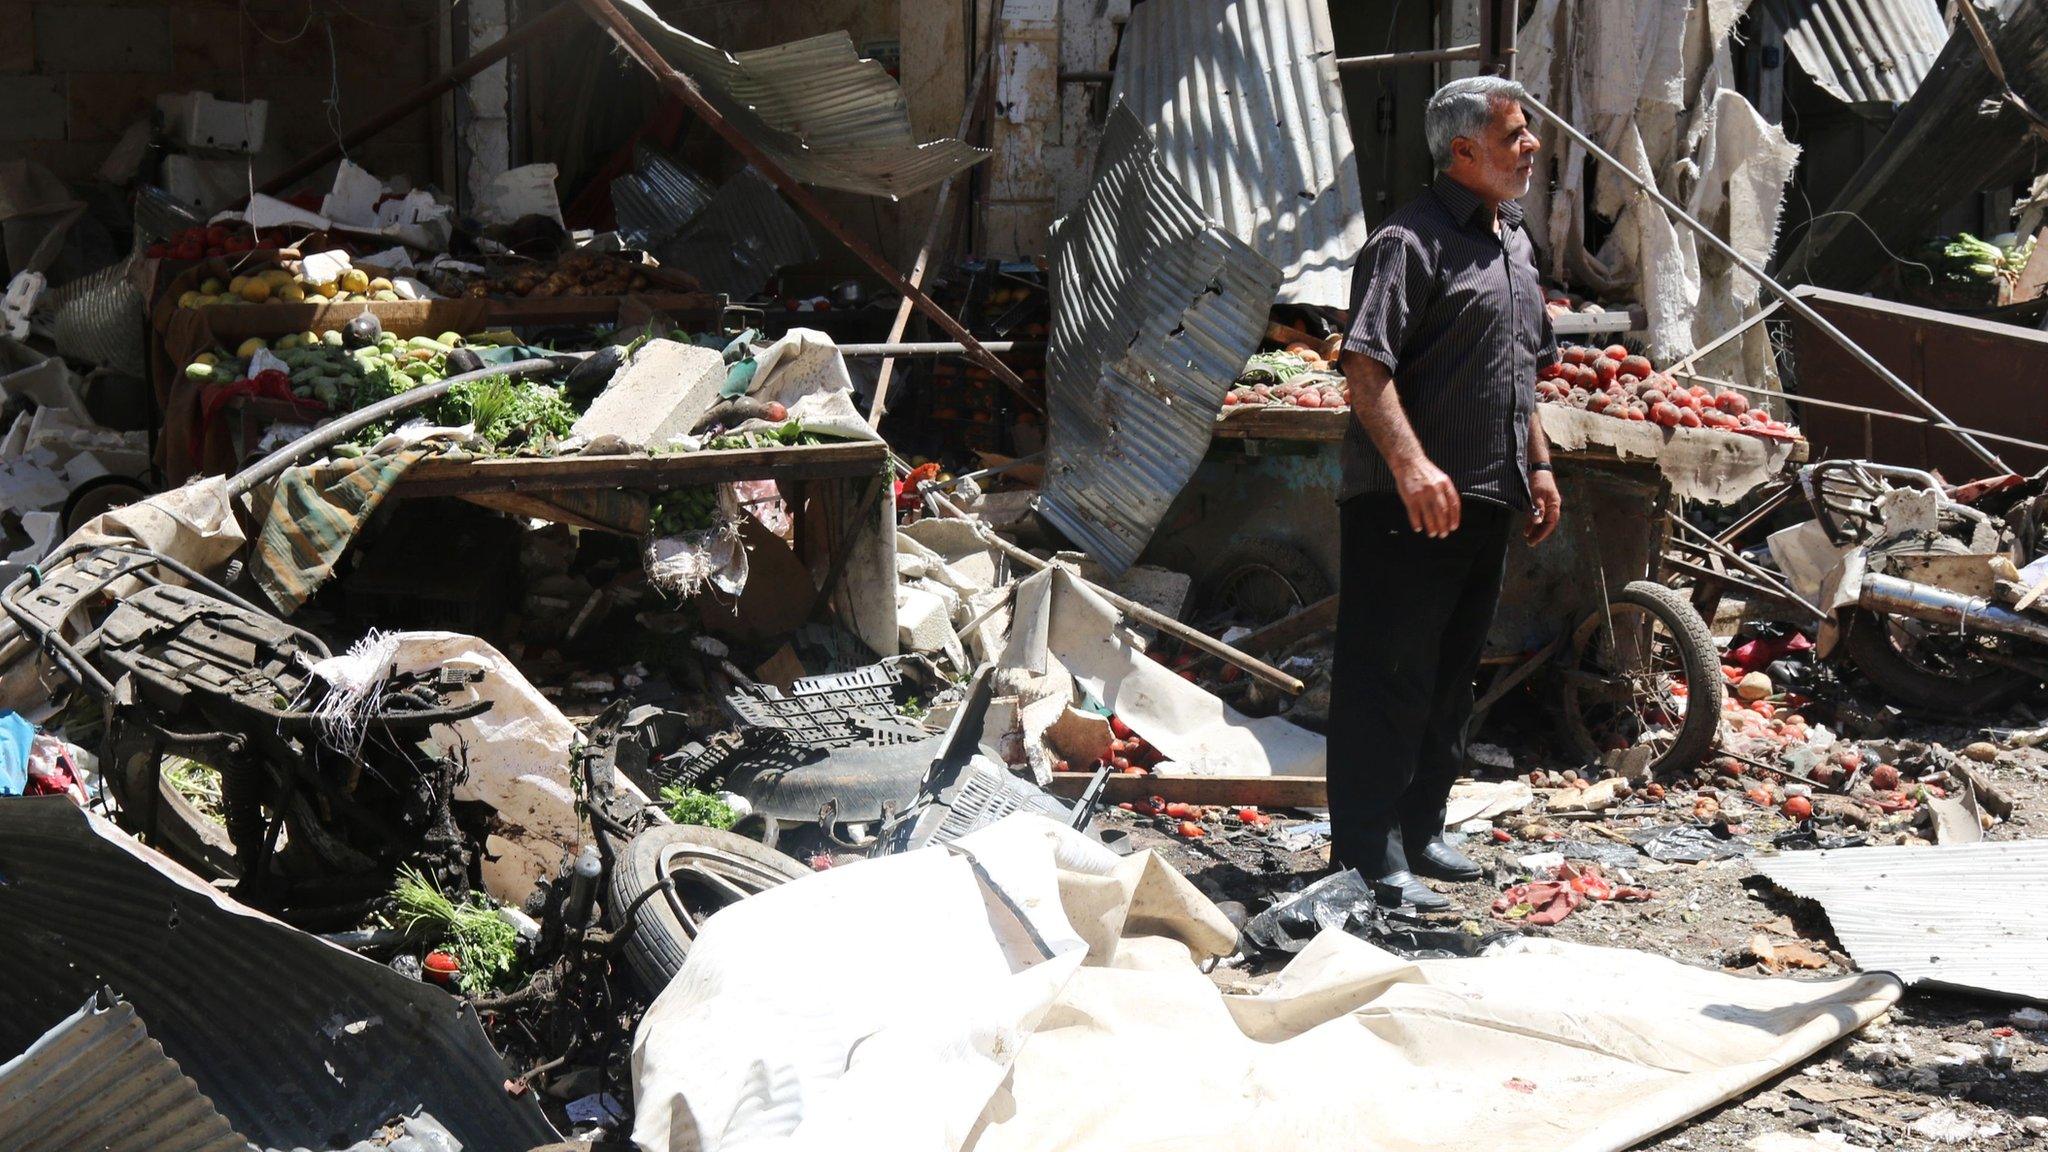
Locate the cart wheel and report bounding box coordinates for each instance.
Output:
[1556,580,1723,776]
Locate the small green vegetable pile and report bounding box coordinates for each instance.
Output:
[1923,233,2035,289]
[660,783,738,830]
[439,373,577,449]
[649,486,721,536]
[392,867,522,996]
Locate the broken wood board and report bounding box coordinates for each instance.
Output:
[1047,772,1326,809]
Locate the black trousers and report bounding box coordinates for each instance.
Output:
[1327,493,1513,875]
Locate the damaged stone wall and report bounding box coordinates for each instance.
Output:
[0,0,442,187]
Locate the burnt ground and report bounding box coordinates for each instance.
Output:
[1105,728,2048,1151]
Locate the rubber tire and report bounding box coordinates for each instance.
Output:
[607,824,812,995]
[1838,609,2031,715]
[1559,580,1725,777]
[1197,539,1333,626]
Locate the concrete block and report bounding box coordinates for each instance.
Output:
[0,4,33,73]
[35,6,171,73]
[1113,564,1193,620]
[896,584,963,662]
[570,339,727,450]
[5,510,59,565]
[0,77,66,142]
[66,70,164,144]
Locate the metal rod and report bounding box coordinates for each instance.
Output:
[922,488,1306,694]
[869,0,1009,428]
[1335,44,1483,71]
[1861,573,2048,645]
[1520,91,2011,475]
[259,3,580,195]
[1667,300,1780,378]
[840,340,1032,357]
[226,358,562,497]
[572,0,1041,413]
[1672,368,2048,458]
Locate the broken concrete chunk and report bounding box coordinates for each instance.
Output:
[569,339,726,451]
[1112,564,1193,621]
[897,584,964,666]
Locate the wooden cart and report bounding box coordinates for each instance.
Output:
[1202,403,1806,774]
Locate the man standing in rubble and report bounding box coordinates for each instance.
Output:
[1331,75,1562,910]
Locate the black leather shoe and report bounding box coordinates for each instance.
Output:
[1409,836,1483,882]
[1369,870,1452,911]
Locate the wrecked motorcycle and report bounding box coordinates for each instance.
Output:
[1678,459,2048,713]
[0,541,493,907]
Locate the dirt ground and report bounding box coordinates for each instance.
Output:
[1104,723,2048,1152]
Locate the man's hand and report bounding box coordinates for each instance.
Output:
[1396,457,1461,538]
[1527,467,1563,545]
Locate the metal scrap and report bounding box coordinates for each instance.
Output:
[1754,840,2048,1003]
[1108,0,1367,307]
[611,0,988,199]
[0,993,250,1152]
[1761,0,1947,107]
[0,797,557,1150]
[654,169,820,298]
[1040,103,1283,574]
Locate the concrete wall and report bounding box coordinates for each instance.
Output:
[0,0,442,186]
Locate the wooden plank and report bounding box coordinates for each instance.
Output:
[1212,406,1348,442]
[398,441,889,496]
[480,293,719,326]
[1236,593,1338,655]
[1047,772,1327,808]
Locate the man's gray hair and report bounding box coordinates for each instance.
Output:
[1424,76,1530,170]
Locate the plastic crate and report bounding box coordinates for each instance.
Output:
[725,663,927,748]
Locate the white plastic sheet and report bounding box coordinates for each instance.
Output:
[631,814,1899,1152]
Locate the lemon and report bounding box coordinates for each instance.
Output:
[200,277,225,295]
[194,352,218,366]
[235,337,268,358]
[238,278,272,304]
[177,290,200,308]
[277,333,301,351]
[276,282,307,303]
[339,269,370,294]
[261,268,294,288]
[368,276,393,293]
[228,275,248,294]
[315,280,339,299]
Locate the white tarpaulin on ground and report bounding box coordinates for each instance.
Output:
[631,814,1898,1152]
[1003,566,1324,777]
[1518,0,1799,386]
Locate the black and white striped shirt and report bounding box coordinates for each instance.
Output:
[1340,174,1555,511]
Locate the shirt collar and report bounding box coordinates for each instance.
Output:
[1431,173,1524,230]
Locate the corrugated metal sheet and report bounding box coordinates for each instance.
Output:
[655,168,820,298]
[1108,0,1365,308]
[1039,104,1284,574]
[1763,0,1948,106]
[0,797,557,1151]
[0,994,252,1152]
[616,0,987,201]
[1753,840,2048,1002]
[611,145,716,250]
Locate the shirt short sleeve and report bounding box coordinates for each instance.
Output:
[1342,227,1430,375]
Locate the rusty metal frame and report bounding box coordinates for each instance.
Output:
[571,0,1038,411]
